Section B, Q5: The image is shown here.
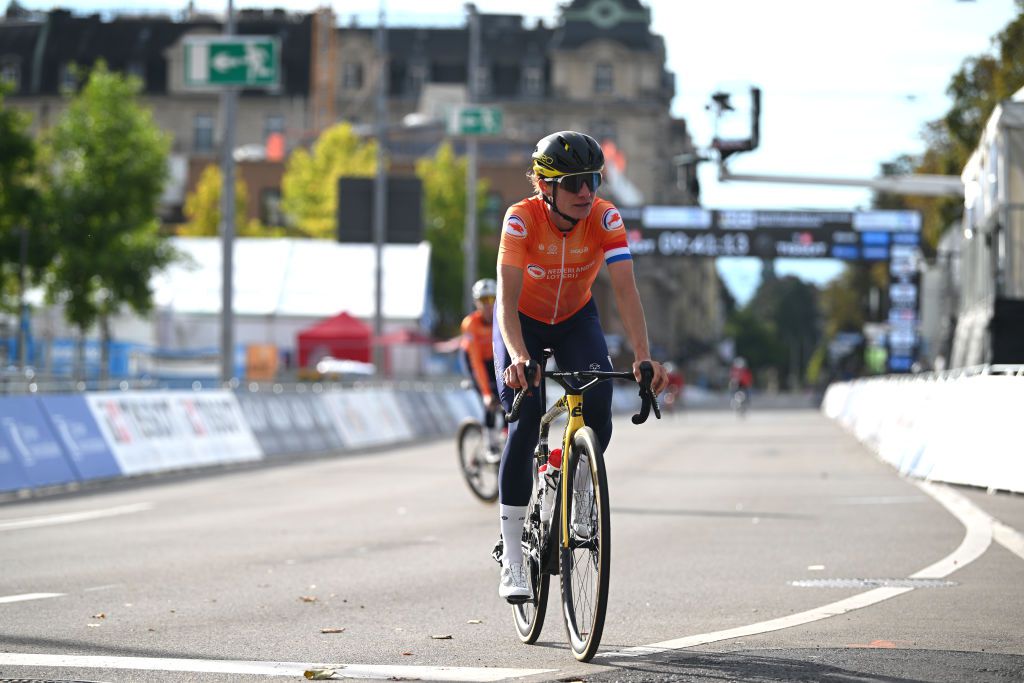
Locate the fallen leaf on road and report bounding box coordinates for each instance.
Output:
[304,669,336,679]
[92,612,106,619]
[467,619,482,624]
[320,627,345,634]
[87,623,100,628]
[300,596,318,603]
[430,634,452,640]
[401,652,413,656]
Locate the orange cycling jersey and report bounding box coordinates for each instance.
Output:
[460,310,494,398]
[497,195,631,324]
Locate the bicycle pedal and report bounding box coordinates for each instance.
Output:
[490,537,503,565]
[504,594,531,605]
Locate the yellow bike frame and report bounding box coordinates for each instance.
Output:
[558,393,585,549]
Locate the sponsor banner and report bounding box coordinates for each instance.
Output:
[392,391,441,437]
[39,395,122,481]
[0,436,30,493]
[235,392,346,456]
[321,389,413,449]
[84,391,262,476]
[0,397,80,488]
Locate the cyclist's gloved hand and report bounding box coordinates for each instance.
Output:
[504,357,540,390]
[633,358,669,396]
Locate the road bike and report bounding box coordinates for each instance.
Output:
[501,351,660,662]
[456,405,505,503]
[729,382,749,418]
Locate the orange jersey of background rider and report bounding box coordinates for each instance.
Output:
[460,310,495,398]
[497,195,632,324]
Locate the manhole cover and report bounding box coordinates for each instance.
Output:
[788,578,957,588]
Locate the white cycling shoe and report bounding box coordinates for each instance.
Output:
[571,490,595,539]
[499,562,532,603]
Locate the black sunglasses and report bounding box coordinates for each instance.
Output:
[547,172,602,193]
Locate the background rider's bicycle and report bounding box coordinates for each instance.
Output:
[457,405,505,502]
[502,352,660,662]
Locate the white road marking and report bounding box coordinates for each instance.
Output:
[599,480,994,659]
[993,519,1024,562]
[0,654,551,681]
[0,592,65,604]
[0,502,153,531]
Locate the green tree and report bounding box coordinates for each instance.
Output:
[415,141,493,335]
[180,163,282,237]
[280,122,377,238]
[0,81,55,307]
[739,274,822,390]
[43,62,175,379]
[877,2,1024,249]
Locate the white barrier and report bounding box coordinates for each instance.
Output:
[822,373,1024,493]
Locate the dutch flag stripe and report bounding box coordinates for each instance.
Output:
[604,239,631,264]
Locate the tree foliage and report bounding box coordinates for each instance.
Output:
[0,81,49,313]
[280,122,377,238]
[43,62,175,338]
[416,141,493,335]
[728,274,821,389]
[877,3,1024,250]
[180,163,282,237]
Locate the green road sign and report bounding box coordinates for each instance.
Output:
[184,36,280,88]
[452,106,503,136]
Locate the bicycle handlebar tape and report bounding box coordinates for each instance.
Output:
[632,361,660,424]
[505,360,539,423]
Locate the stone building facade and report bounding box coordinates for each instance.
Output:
[1,0,723,370]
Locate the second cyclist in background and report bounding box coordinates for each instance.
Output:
[462,278,504,452]
[728,356,753,415]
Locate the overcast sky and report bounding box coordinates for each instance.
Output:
[19,0,1021,300]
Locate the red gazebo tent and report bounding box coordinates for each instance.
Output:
[296,311,372,367]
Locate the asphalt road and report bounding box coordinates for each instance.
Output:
[1,409,1022,682]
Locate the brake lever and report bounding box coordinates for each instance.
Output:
[505,360,538,423]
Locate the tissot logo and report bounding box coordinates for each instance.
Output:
[527,264,546,279]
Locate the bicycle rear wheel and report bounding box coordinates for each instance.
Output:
[456,419,499,502]
[513,468,551,643]
[559,426,610,662]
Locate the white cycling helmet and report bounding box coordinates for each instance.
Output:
[472,278,497,300]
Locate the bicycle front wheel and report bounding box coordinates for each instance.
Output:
[456,419,499,503]
[559,426,610,662]
[513,468,551,643]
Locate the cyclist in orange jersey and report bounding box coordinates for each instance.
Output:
[461,279,502,433]
[492,131,669,601]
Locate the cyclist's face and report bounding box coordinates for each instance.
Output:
[475,296,495,321]
[546,176,596,224]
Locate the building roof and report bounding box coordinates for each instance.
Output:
[152,238,431,322]
[0,8,311,97]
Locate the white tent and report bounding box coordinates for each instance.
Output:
[34,238,433,357]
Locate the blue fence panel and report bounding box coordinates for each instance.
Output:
[0,396,80,488]
[39,395,122,481]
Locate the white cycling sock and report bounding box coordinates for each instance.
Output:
[499,504,527,566]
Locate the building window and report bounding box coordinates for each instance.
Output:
[264,114,284,140]
[193,113,214,153]
[408,61,428,94]
[342,62,363,90]
[261,189,284,227]
[59,63,77,92]
[523,64,543,96]
[127,60,145,86]
[591,120,616,143]
[594,62,613,94]
[1,58,20,91]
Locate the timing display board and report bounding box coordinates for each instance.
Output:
[620,206,923,373]
[620,207,921,261]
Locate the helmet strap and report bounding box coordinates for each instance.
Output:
[542,183,579,230]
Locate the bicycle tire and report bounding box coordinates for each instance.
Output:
[513,468,551,643]
[456,419,498,503]
[559,426,610,662]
